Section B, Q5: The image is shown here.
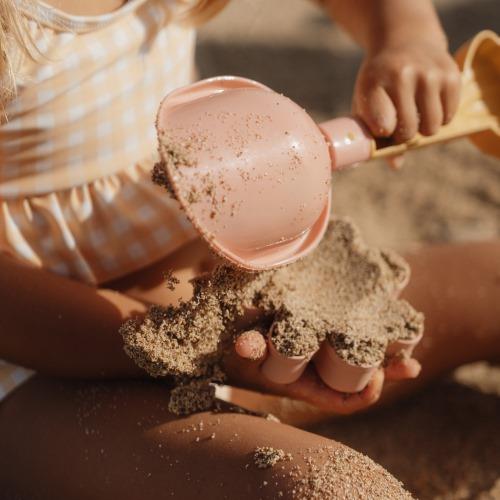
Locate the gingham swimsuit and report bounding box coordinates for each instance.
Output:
[0,0,197,400]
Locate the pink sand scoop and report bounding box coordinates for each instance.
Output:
[156,76,332,270]
[156,30,500,271]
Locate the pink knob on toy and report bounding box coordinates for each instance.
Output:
[319,117,373,169]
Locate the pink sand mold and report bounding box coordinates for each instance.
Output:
[262,334,423,393]
[156,31,499,272]
[261,337,316,385]
[261,298,423,392]
[386,330,424,359]
[261,335,382,392]
[312,341,379,393]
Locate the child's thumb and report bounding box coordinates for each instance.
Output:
[234,330,268,363]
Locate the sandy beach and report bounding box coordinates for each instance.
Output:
[198,1,500,498]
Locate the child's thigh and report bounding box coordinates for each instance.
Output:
[105,238,215,306]
[0,377,406,500]
[0,377,308,499]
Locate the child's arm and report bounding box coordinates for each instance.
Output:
[0,252,145,378]
[319,0,461,147]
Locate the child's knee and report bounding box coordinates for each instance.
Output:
[1,380,410,499]
[153,411,411,498]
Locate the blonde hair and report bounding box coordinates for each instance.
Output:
[0,0,228,107]
[0,0,39,106]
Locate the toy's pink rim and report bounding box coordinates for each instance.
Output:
[261,337,315,385]
[386,331,423,358]
[313,340,380,393]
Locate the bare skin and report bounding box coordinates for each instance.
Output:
[0,377,360,500]
[384,240,500,403]
[0,236,409,412]
[0,237,414,498]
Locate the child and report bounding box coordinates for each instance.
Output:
[1,0,496,497]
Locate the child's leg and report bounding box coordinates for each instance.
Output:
[381,240,500,404]
[0,377,410,499]
[105,238,216,306]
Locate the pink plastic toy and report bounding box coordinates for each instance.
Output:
[313,341,378,393]
[260,337,314,385]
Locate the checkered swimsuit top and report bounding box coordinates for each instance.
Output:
[0,0,198,399]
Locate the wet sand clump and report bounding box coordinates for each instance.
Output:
[330,331,386,368]
[152,161,176,199]
[121,218,423,392]
[168,380,217,416]
[253,447,291,469]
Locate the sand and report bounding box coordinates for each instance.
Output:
[251,445,413,497]
[162,269,181,291]
[195,0,500,497]
[151,131,199,201]
[249,444,413,499]
[121,218,423,390]
[290,446,414,500]
[167,380,217,416]
[253,446,290,469]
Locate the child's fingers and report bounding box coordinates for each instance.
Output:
[280,367,384,415]
[385,358,421,381]
[354,84,397,138]
[416,73,443,136]
[234,330,267,362]
[332,368,385,414]
[223,332,268,387]
[226,353,384,414]
[387,74,419,143]
[441,69,461,124]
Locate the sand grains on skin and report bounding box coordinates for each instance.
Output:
[290,446,414,499]
[249,444,413,499]
[253,447,291,469]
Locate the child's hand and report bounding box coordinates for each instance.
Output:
[224,330,421,415]
[352,40,461,147]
